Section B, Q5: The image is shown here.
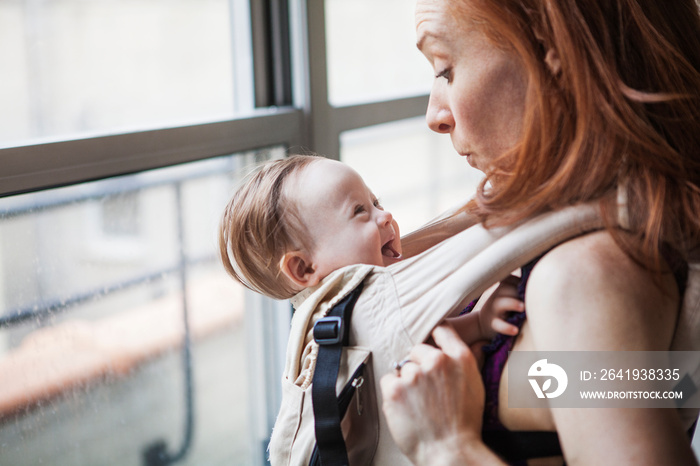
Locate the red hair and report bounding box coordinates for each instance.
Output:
[451,0,700,268]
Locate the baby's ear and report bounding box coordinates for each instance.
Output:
[280,251,321,288]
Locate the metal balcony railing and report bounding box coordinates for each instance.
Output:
[0,154,244,465]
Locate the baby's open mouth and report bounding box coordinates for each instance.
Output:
[381,238,401,259]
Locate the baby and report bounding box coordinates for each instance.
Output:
[219,154,523,347]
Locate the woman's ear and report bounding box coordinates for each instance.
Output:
[544,48,561,76]
[534,30,561,76]
[279,251,322,289]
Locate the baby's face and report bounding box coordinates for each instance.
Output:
[289,159,402,278]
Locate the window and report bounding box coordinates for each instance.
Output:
[0,150,286,465]
[0,0,249,146]
[324,0,432,105]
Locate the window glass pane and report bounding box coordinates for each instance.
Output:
[0,0,251,147]
[340,117,483,234]
[0,148,284,465]
[325,0,432,106]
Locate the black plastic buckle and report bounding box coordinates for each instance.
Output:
[313,316,343,345]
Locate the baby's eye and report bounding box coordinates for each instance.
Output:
[373,198,384,210]
[354,204,367,215]
[436,67,452,83]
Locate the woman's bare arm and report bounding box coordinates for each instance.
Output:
[525,231,697,465]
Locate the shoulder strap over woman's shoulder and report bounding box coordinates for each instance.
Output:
[390,202,605,345]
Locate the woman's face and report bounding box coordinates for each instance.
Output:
[415,0,527,172]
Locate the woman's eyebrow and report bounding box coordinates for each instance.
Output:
[416,31,436,51]
[417,30,451,59]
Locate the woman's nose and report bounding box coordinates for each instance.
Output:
[426,85,453,134]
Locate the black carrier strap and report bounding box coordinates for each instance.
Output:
[483,430,562,462]
[311,282,365,466]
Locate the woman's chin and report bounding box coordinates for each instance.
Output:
[465,153,480,170]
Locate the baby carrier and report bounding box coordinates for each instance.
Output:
[268,203,700,465]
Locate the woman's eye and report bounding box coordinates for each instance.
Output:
[436,67,452,82]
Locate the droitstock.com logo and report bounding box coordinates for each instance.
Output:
[528,359,568,399]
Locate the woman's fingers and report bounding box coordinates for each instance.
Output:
[394,354,422,382]
[379,370,404,401]
[380,324,488,463]
[431,322,474,362]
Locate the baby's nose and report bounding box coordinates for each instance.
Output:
[378,209,393,226]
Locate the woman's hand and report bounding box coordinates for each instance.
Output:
[380,324,505,465]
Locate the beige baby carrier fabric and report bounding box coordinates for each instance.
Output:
[268,203,700,465]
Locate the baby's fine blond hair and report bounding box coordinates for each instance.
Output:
[218,155,320,300]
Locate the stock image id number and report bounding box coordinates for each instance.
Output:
[581,368,681,381]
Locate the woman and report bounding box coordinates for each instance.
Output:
[381,0,700,464]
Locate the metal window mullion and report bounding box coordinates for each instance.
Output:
[0,108,303,198]
[250,0,273,107]
[331,95,430,134]
[303,0,337,159]
[250,0,293,108]
[244,291,292,466]
[269,0,293,106]
[299,1,429,159]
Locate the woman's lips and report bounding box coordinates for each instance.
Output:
[464,152,475,167]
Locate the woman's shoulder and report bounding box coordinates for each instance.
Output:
[524,230,679,350]
[532,230,635,284]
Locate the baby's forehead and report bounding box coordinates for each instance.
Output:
[285,161,376,221]
[293,159,368,194]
